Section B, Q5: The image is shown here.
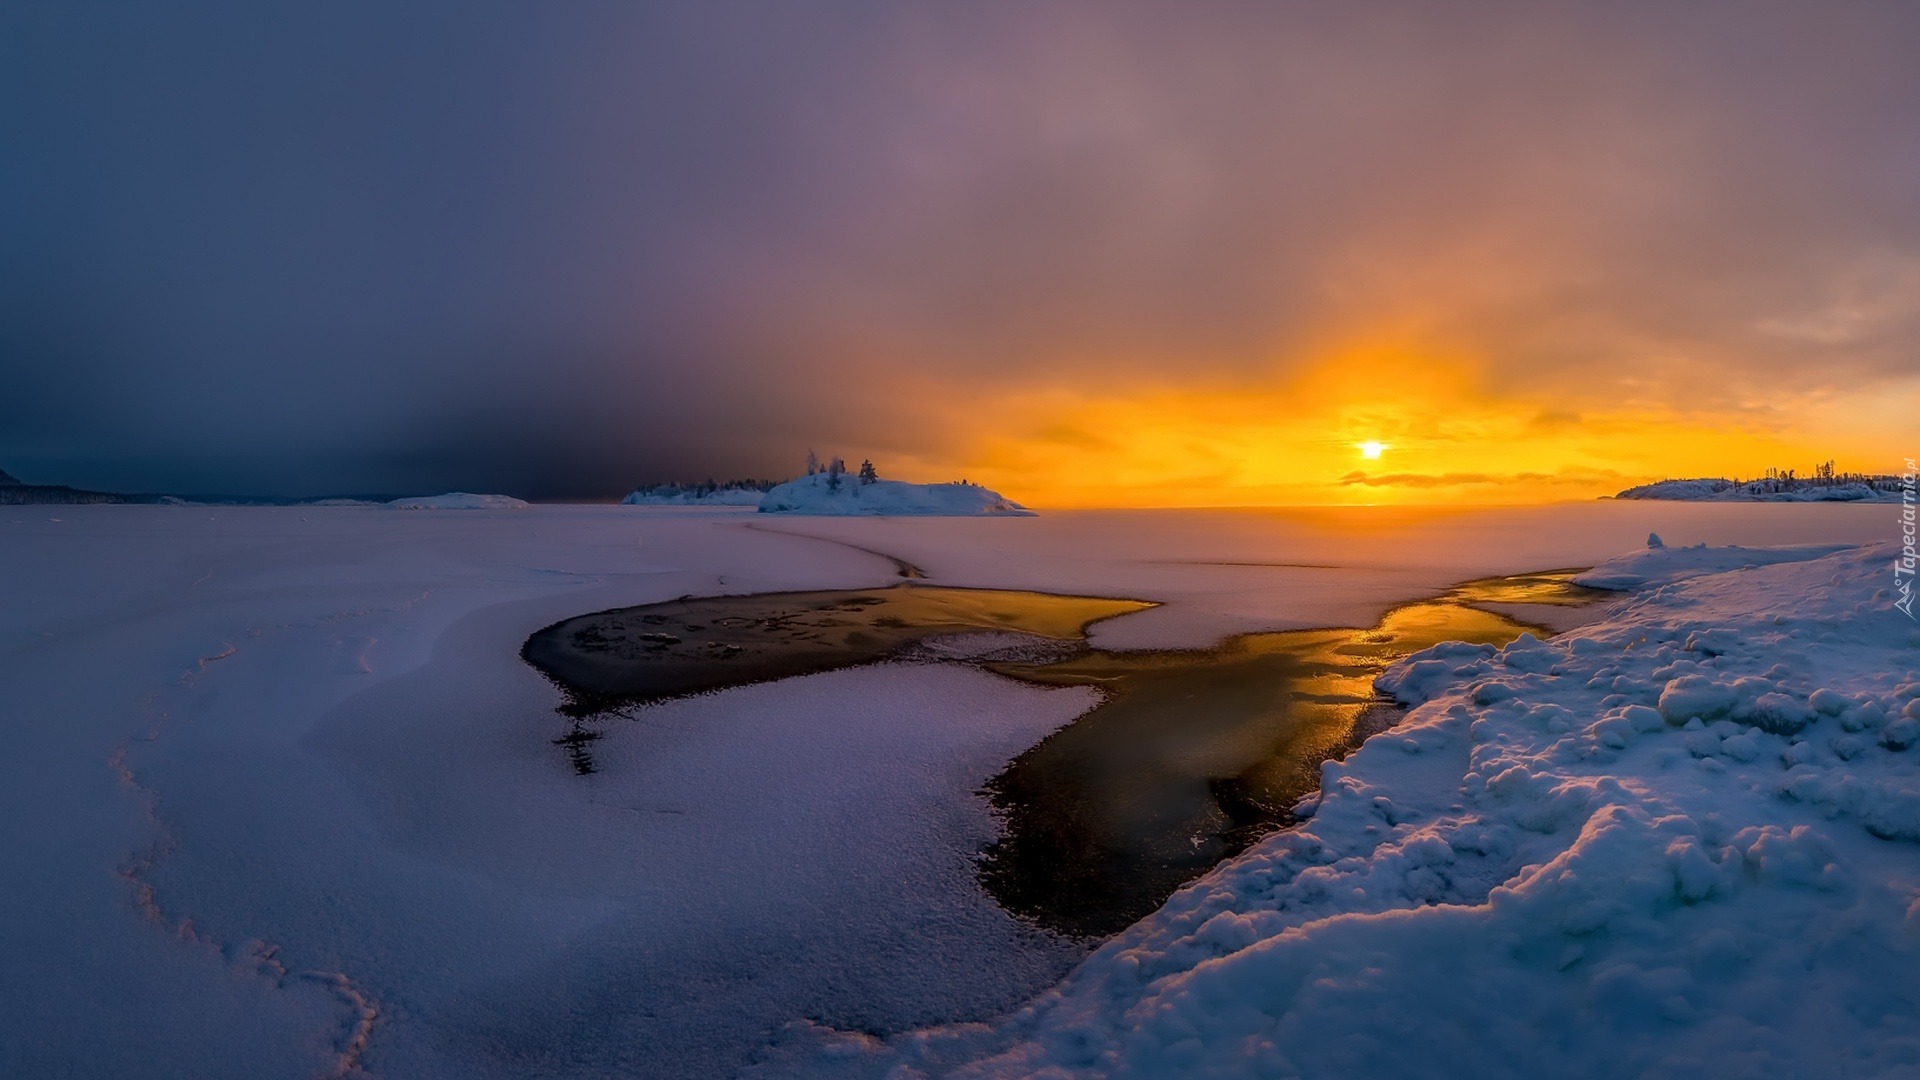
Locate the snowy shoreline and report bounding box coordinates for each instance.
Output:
[766,539,1920,1078]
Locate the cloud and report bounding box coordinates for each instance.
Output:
[1339,468,1626,489]
[5,2,1918,497]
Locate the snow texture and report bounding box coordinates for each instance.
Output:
[763,540,1920,1080]
[385,492,530,510]
[758,473,1034,516]
[0,505,1075,1080]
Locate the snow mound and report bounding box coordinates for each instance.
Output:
[757,474,1034,517]
[1574,540,1854,590]
[621,488,765,507]
[767,541,1920,1079]
[384,493,529,510]
[1617,478,1903,503]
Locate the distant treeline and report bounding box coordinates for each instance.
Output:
[0,484,147,505]
[1738,461,1904,492]
[0,467,143,504]
[625,478,781,498]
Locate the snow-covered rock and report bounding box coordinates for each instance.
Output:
[757,473,1034,516]
[384,492,529,510]
[770,541,1920,1079]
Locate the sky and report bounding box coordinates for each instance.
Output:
[4,1,1918,504]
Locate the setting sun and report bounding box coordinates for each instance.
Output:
[1360,441,1385,460]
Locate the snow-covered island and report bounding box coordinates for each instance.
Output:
[0,464,141,505]
[1614,467,1908,503]
[385,492,529,510]
[758,473,1033,517]
[618,456,1033,516]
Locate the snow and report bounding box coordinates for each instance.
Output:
[758,473,1034,516]
[1573,540,1855,590]
[1618,478,1904,503]
[0,501,1903,1078]
[762,540,1920,1079]
[734,502,1892,650]
[385,492,529,509]
[0,505,1076,1079]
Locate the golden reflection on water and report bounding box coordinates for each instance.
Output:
[525,570,1608,937]
[979,576,1599,936]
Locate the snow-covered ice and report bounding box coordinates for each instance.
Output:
[735,502,1896,649]
[761,540,1920,1079]
[0,500,1902,1078]
[0,506,1080,1079]
[758,473,1034,516]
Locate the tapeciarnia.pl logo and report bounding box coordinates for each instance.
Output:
[1898,457,1916,619]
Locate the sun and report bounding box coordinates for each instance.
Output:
[1359,440,1385,460]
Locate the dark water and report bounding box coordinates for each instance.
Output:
[979,570,1610,936]
[524,571,1608,936]
[521,586,1152,771]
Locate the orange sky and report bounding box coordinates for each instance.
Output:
[887,351,1916,508]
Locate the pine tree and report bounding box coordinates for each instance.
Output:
[805,450,821,476]
[858,459,877,485]
[826,456,845,491]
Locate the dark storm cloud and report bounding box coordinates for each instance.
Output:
[4,1,1918,496]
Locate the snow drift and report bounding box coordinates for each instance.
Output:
[757,474,1034,517]
[769,540,1920,1079]
[1571,536,1856,590]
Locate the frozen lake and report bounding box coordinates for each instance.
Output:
[0,501,1894,1078]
